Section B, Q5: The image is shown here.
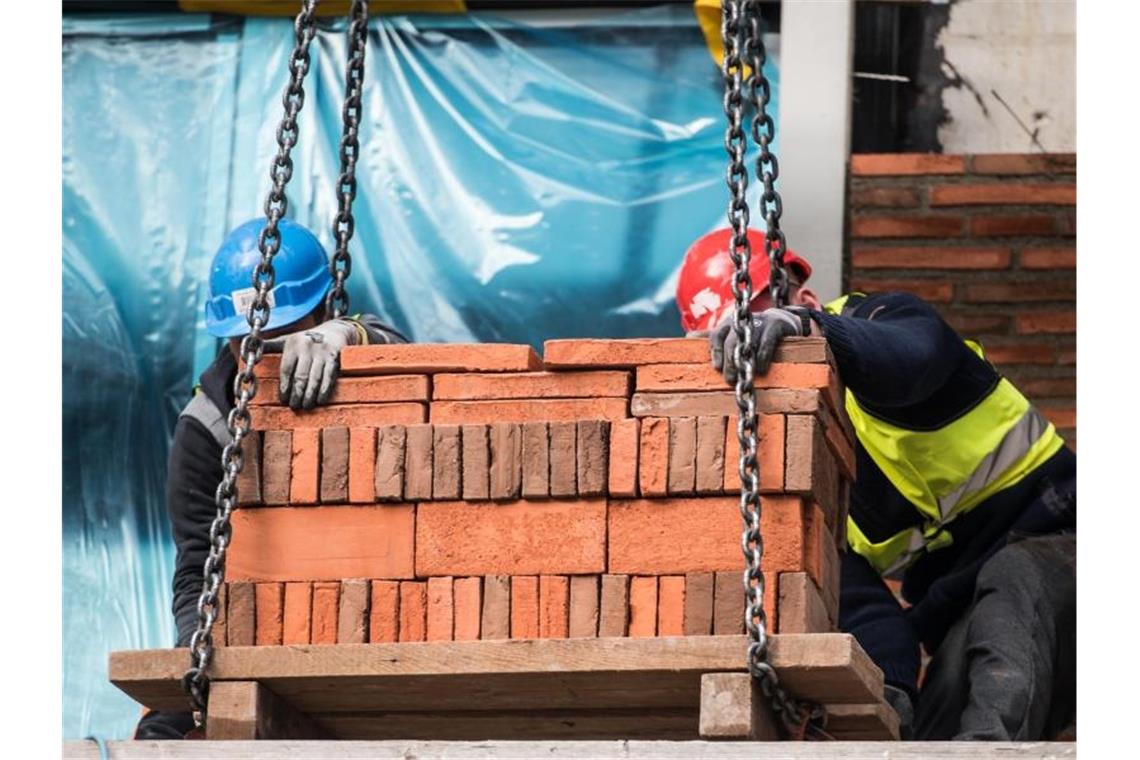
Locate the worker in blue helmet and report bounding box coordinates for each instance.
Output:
[135,219,407,740]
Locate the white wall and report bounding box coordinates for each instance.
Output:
[937,0,1076,153]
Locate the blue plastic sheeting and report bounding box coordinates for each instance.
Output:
[62,6,778,739]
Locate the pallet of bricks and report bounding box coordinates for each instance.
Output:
[203,336,877,739]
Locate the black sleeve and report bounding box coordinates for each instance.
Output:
[811,292,970,408]
[351,313,409,345]
[167,415,224,647]
[838,550,922,698]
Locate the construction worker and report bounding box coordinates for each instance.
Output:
[134,218,407,739]
[678,228,1076,741]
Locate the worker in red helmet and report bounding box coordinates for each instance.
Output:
[677,228,1076,742]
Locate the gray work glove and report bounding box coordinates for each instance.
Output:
[265,319,362,410]
[709,306,813,384]
[883,684,915,741]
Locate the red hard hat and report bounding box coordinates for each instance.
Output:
[676,228,812,333]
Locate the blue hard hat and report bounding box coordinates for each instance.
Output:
[205,218,333,338]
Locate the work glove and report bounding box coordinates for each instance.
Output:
[709,306,813,385]
[265,319,363,410]
[883,684,915,741]
[133,709,198,740]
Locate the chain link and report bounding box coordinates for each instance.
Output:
[720,0,822,738]
[326,0,369,318]
[180,0,321,725]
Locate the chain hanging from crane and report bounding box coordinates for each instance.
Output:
[719,0,825,738]
[181,0,370,726]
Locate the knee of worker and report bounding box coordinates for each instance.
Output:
[977,534,1076,603]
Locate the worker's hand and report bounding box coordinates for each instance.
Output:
[265,319,363,410]
[709,306,813,384]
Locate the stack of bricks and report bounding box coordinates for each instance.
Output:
[848,152,1076,447]
[214,338,851,649]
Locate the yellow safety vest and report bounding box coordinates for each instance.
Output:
[825,295,1066,577]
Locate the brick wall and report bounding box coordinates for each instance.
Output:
[847,153,1076,447]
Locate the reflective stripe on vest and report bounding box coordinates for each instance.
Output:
[180,390,231,450]
[823,295,1066,576]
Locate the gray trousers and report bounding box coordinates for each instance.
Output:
[913,533,1076,740]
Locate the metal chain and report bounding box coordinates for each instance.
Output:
[720,0,821,738]
[180,0,321,725]
[742,0,789,308]
[326,0,369,318]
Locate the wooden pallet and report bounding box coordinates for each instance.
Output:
[109,634,897,741]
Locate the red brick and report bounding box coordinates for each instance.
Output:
[1021,246,1075,269]
[724,414,785,493]
[227,582,255,646]
[638,417,669,497]
[667,417,697,496]
[930,183,1075,206]
[403,424,433,501]
[756,496,809,576]
[433,371,630,400]
[454,577,482,641]
[549,421,577,498]
[398,582,427,642]
[1058,347,1076,365]
[850,215,964,239]
[569,575,599,638]
[1057,212,1076,236]
[431,424,461,500]
[520,422,549,499]
[289,428,320,504]
[970,153,1076,175]
[320,427,349,503]
[960,281,1074,303]
[712,572,742,635]
[337,578,369,644]
[228,506,416,582]
[635,362,831,393]
[599,574,630,637]
[426,577,454,642]
[984,343,1057,365]
[342,343,542,375]
[253,375,430,405]
[348,427,376,503]
[416,499,606,576]
[539,575,570,639]
[852,246,1011,270]
[214,584,227,647]
[608,418,640,498]
[968,215,1055,237]
[254,582,284,646]
[261,430,291,505]
[683,573,714,636]
[282,582,311,645]
[802,504,828,595]
[374,425,406,501]
[628,577,658,638]
[481,575,511,640]
[850,153,966,176]
[696,416,727,494]
[511,576,540,639]
[658,576,685,637]
[849,278,954,302]
[1017,377,1076,397]
[236,431,262,506]
[1016,311,1075,334]
[462,425,491,500]
[723,417,740,494]
[251,402,426,431]
[1041,406,1076,429]
[369,580,399,643]
[784,415,841,530]
[577,420,610,496]
[489,422,522,500]
[608,497,740,574]
[944,312,1011,335]
[311,581,339,644]
[431,398,628,424]
[543,337,827,369]
[849,185,922,208]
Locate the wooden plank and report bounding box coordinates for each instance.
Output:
[109,634,881,713]
[698,673,779,740]
[62,740,1080,759]
[824,702,900,741]
[205,681,327,740]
